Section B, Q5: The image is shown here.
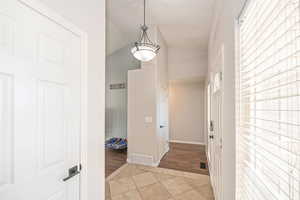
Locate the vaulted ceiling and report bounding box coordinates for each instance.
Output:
[107,0,216,55]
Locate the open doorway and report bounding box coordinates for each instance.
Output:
[105,44,140,177]
[104,0,215,199]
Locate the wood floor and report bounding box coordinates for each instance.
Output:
[105,148,127,177]
[105,142,209,178]
[159,142,209,175]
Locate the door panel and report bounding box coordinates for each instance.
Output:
[0,73,13,188]
[158,86,169,158]
[0,14,15,56]
[37,81,66,171]
[0,1,82,199]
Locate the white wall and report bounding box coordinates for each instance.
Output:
[38,1,105,200]
[168,46,207,145]
[169,81,205,144]
[168,47,207,81]
[127,26,169,166]
[105,45,140,140]
[207,0,246,199]
[106,20,131,55]
[128,64,158,164]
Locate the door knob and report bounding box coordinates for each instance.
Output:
[63,165,80,182]
[209,135,214,139]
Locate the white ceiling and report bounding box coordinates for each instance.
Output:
[107,0,216,53]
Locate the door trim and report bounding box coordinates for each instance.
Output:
[17,0,88,199]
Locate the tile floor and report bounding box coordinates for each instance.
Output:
[106,163,214,200]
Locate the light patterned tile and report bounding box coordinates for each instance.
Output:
[136,164,166,173]
[175,190,207,200]
[161,177,193,196]
[111,164,146,181]
[152,172,176,182]
[135,164,157,172]
[197,184,215,199]
[183,172,211,181]
[106,163,214,200]
[185,177,212,192]
[160,168,185,177]
[111,189,142,200]
[150,167,166,173]
[138,183,172,200]
[132,172,158,188]
[109,177,136,197]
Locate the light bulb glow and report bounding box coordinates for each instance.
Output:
[131,45,157,62]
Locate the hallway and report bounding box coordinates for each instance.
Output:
[159,142,209,175]
[106,142,209,177]
[105,142,212,199]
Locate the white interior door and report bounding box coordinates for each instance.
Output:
[0,0,82,199]
[158,85,169,159]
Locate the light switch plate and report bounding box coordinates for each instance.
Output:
[145,116,153,123]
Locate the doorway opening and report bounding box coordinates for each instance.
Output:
[105,43,140,177]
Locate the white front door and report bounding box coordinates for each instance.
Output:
[0,1,82,199]
[208,46,224,200]
[211,86,222,200]
[207,84,212,166]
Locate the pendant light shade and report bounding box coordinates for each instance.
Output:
[131,0,160,62]
[131,45,157,62]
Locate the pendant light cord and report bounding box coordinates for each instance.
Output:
[143,0,146,26]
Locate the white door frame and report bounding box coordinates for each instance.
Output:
[16,0,88,199]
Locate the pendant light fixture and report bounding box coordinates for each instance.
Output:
[131,0,160,62]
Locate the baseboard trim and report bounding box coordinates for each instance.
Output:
[127,153,157,167]
[158,145,170,163]
[169,140,206,146]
